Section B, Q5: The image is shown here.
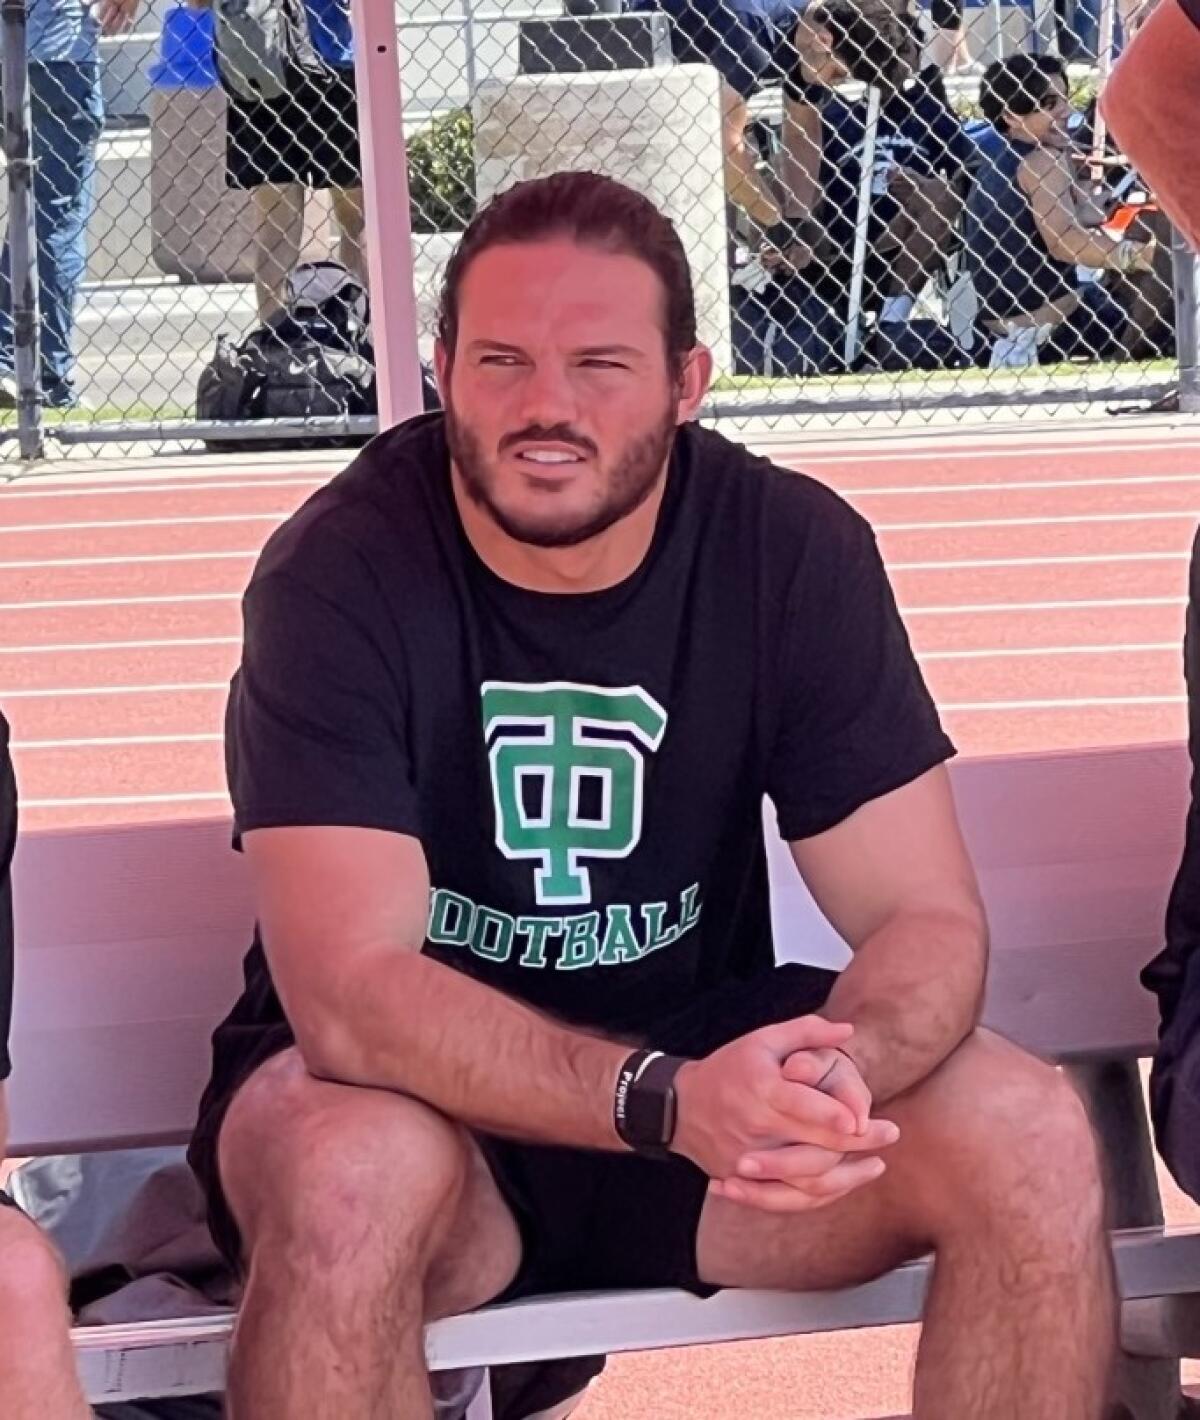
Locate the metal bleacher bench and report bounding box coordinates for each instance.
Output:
[11,742,1200,1418]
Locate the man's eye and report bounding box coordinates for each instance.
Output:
[580,358,626,370]
[479,354,521,367]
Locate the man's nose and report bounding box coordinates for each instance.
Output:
[515,360,580,428]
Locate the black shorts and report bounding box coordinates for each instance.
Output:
[189,962,838,1300]
[225,63,361,191]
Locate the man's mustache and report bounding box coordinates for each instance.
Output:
[499,425,599,459]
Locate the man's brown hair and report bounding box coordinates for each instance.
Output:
[437,171,698,376]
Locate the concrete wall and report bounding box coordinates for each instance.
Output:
[474,64,732,372]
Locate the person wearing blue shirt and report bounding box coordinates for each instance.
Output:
[737,12,970,374]
[638,0,961,254]
[0,0,136,408]
[201,0,365,322]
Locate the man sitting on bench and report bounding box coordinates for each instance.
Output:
[0,712,90,1419]
[189,170,1116,1420]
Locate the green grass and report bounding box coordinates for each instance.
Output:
[710,359,1177,394]
[0,401,194,428]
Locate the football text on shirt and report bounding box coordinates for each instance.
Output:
[426,681,702,970]
[426,882,703,970]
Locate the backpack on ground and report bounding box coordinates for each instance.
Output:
[196,262,440,450]
[212,0,324,104]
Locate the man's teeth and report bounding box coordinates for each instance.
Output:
[520,450,580,464]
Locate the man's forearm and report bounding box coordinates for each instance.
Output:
[821,906,987,1103]
[778,98,823,220]
[295,949,632,1151]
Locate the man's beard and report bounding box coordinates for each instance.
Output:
[445,399,677,550]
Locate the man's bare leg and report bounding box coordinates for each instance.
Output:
[0,1206,90,1419]
[330,185,367,291]
[697,1030,1114,1419]
[252,183,307,323]
[218,1048,522,1420]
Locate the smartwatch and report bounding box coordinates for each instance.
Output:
[613,1049,687,1160]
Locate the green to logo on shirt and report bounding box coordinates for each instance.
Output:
[481,681,668,907]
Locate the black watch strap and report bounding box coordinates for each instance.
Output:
[613,1049,687,1160]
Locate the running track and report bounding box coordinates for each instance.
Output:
[2,420,1199,1417]
[2,423,1196,830]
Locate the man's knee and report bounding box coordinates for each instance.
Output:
[220,1050,471,1270]
[900,1031,1105,1236]
[0,1207,69,1310]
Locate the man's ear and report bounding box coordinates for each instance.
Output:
[675,346,714,424]
[433,339,451,403]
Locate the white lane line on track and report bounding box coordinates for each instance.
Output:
[0,592,240,611]
[0,592,1183,618]
[876,510,1200,532]
[903,595,1184,614]
[891,551,1186,570]
[13,733,223,748]
[0,639,1173,666]
[20,792,229,808]
[780,438,1200,465]
[0,547,1189,574]
[1,476,324,500]
[0,513,289,535]
[921,643,1177,659]
[0,550,257,569]
[0,646,1180,707]
[0,682,225,699]
[0,637,239,654]
[942,695,1185,710]
[845,472,1200,497]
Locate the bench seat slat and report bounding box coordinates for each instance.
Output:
[69,1227,1200,1404]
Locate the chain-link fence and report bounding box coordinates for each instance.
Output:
[0,0,1193,458]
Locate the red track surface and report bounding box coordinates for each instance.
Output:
[2,425,1198,1416]
[2,428,1195,830]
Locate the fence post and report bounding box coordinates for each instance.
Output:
[843,85,881,371]
[1,0,44,461]
[1173,226,1200,415]
[350,0,425,428]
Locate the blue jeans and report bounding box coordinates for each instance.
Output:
[0,61,104,405]
[732,282,844,376]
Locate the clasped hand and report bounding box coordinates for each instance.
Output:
[672,1016,899,1214]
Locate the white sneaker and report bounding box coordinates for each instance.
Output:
[988,323,1052,370]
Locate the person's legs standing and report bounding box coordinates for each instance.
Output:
[0,60,103,407]
[251,184,306,324]
[330,185,366,289]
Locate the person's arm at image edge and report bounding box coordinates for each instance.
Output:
[1021,149,1152,269]
[1100,0,1200,253]
[792,766,988,1104]
[244,824,632,1151]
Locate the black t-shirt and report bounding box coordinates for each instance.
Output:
[0,712,15,1082]
[226,416,953,1040]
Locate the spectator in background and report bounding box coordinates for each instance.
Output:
[0,712,91,1419]
[0,0,139,409]
[201,0,366,323]
[737,4,970,373]
[643,0,963,258]
[965,54,1155,368]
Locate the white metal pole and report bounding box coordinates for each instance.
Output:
[350,0,426,427]
[843,85,881,371]
[1089,0,1118,185]
[992,0,1008,57]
